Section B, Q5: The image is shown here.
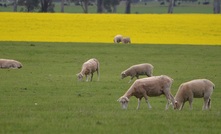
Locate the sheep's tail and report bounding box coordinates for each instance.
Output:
[208,98,211,109]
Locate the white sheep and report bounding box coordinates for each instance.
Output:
[113,34,123,43]
[122,37,131,44]
[121,63,153,83]
[174,79,215,110]
[117,75,175,110]
[0,59,22,69]
[76,58,100,82]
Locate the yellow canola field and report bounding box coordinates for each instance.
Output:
[0,13,221,45]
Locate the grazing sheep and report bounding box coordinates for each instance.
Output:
[113,34,123,43]
[174,79,215,110]
[122,37,131,44]
[76,58,100,82]
[121,63,153,83]
[117,75,175,110]
[0,59,22,69]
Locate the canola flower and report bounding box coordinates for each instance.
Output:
[0,12,221,45]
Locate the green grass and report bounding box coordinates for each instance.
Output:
[0,1,213,13]
[0,42,221,134]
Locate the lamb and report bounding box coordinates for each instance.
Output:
[113,34,123,43]
[117,75,175,110]
[76,58,100,82]
[174,79,215,110]
[121,63,153,83]
[122,37,131,44]
[0,59,22,69]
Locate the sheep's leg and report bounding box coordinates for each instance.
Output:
[86,75,89,82]
[143,95,152,109]
[136,98,141,110]
[128,77,134,83]
[203,98,210,110]
[179,103,184,110]
[146,100,152,109]
[165,99,170,110]
[169,93,175,108]
[164,89,174,110]
[189,101,193,110]
[164,91,172,110]
[97,70,100,81]
[208,98,211,109]
[90,73,93,82]
[146,72,152,77]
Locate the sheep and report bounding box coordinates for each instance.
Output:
[122,37,131,44]
[121,63,153,83]
[113,34,123,43]
[76,58,100,82]
[0,59,22,69]
[117,75,175,110]
[174,79,215,110]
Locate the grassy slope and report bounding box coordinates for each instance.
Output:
[0,42,220,133]
[0,2,213,13]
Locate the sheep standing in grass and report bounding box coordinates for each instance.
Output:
[118,75,175,110]
[174,79,215,110]
[0,59,22,69]
[121,63,153,83]
[76,58,100,82]
[113,34,123,43]
[122,37,131,44]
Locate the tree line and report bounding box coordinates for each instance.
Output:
[9,0,221,13]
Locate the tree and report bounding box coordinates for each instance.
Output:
[18,0,39,12]
[103,0,120,13]
[125,0,131,14]
[213,0,220,13]
[168,0,174,13]
[97,0,103,13]
[40,0,53,12]
[80,0,89,13]
[61,0,64,12]
[13,0,17,12]
[111,0,120,13]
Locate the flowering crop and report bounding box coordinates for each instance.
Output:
[0,13,220,45]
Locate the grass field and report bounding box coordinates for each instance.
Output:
[0,1,213,14]
[0,41,221,133]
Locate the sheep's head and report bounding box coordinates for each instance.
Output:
[76,73,83,81]
[117,96,129,109]
[8,61,23,69]
[174,100,181,110]
[121,72,127,79]
[114,38,121,43]
[18,63,23,69]
[117,38,122,43]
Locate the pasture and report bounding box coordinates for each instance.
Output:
[0,1,213,14]
[0,41,220,133]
